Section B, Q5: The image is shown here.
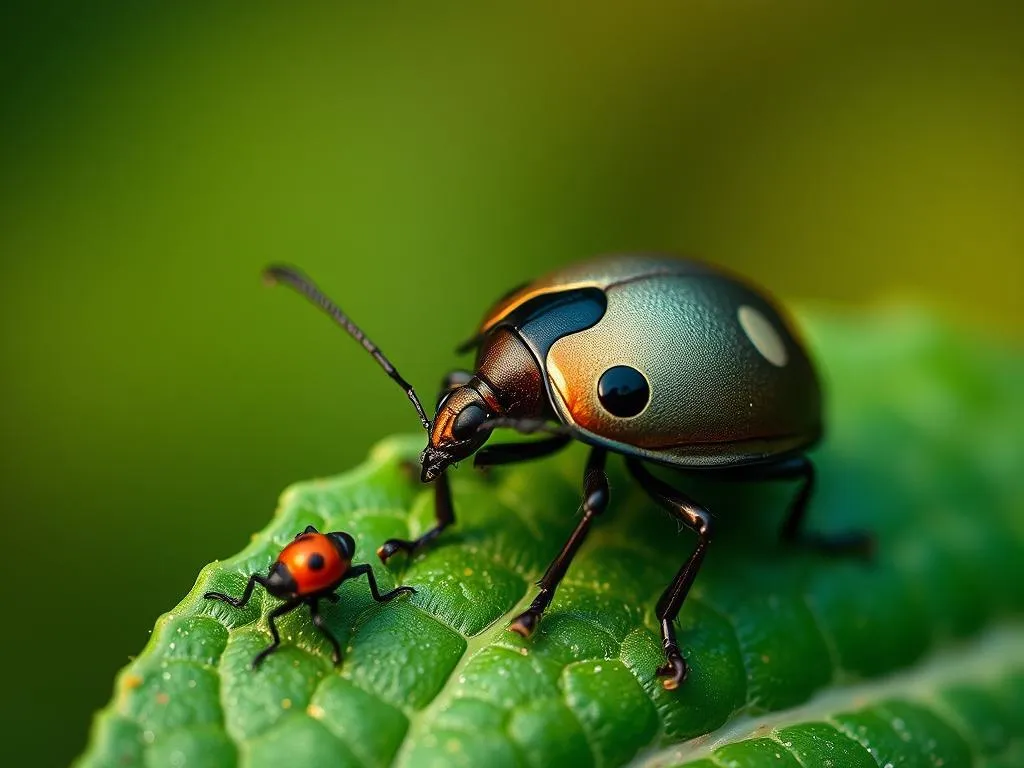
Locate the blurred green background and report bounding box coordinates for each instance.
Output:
[1,2,1020,764]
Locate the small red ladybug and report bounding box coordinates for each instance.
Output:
[204,525,415,668]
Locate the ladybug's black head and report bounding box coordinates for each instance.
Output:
[422,385,494,482]
[264,561,299,598]
[326,531,356,561]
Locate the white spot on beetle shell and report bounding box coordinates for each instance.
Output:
[738,305,788,367]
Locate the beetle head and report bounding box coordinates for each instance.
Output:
[421,385,493,482]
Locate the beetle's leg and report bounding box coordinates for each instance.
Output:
[296,524,319,538]
[508,447,608,637]
[710,456,873,556]
[627,458,713,691]
[307,597,342,665]
[474,433,572,467]
[346,562,417,602]
[204,573,269,609]
[377,470,455,563]
[252,599,302,669]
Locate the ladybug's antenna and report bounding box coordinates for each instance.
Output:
[263,265,431,432]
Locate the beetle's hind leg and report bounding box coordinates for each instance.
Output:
[627,458,712,690]
[719,455,873,557]
[508,447,609,637]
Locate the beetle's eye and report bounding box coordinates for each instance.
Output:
[597,365,650,418]
[452,404,488,441]
[307,553,325,571]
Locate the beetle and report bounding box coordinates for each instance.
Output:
[264,254,870,689]
[204,525,415,668]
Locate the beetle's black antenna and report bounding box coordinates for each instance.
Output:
[263,265,431,431]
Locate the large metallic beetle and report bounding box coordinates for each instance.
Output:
[266,254,869,689]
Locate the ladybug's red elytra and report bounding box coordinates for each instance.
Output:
[265,254,871,689]
[204,525,415,668]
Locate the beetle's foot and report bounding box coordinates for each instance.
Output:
[376,538,416,563]
[508,609,541,638]
[378,525,451,563]
[331,651,342,666]
[657,649,688,690]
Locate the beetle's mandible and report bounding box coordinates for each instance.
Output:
[264,254,871,689]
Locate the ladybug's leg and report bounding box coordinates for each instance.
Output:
[252,599,302,669]
[713,456,873,556]
[508,447,608,638]
[626,458,713,691]
[377,471,455,562]
[307,598,342,665]
[474,434,571,467]
[204,573,269,609]
[346,562,417,602]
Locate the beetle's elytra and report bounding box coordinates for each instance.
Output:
[266,254,871,689]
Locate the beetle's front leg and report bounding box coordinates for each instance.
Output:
[377,469,455,563]
[380,372,470,562]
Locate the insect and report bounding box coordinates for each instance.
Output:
[265,254,870,689]
[204,525,415,668]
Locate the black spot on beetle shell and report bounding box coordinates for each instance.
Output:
[597,365,650,418]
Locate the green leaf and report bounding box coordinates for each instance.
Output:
[78,309,1024,768]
